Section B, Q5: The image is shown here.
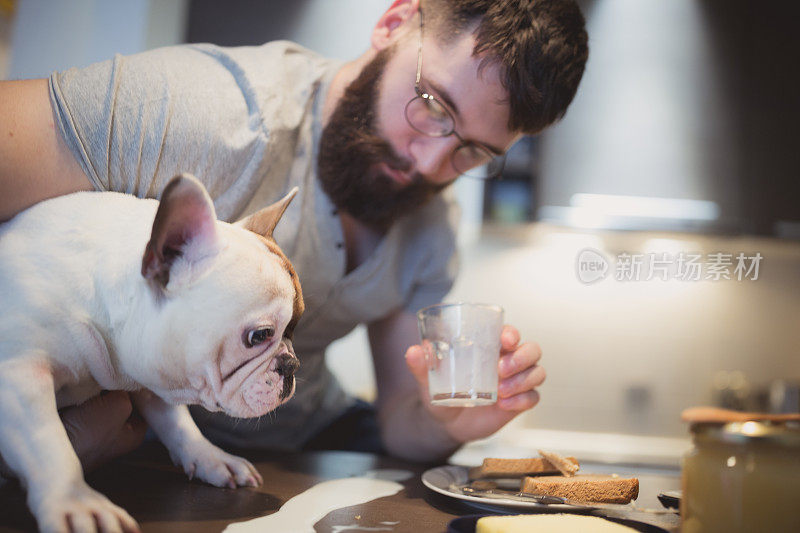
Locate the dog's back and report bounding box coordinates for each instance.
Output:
[0,190,157,263]
[0,192,157,392]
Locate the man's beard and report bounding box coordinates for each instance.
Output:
[318,47,448,232]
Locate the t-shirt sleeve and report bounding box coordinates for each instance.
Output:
[402,195,461,314]
[48,45,272,221]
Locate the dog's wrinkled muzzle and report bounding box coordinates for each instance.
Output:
[276,338,299,400]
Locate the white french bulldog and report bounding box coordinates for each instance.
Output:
[0,174,304,533]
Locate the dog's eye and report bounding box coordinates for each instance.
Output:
[245,326,275,348]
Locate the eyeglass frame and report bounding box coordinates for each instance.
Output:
[403,8,506,180]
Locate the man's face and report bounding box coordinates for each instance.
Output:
[376,29,520,185]
[318,26,520,231]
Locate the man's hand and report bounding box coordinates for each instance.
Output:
[61,391,147,473]
[404,325,545,443]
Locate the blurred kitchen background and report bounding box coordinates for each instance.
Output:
[3,0,798,467]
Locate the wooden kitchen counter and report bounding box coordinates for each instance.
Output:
[0,441,681,532]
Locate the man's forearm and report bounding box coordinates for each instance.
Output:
[378,394,462,463]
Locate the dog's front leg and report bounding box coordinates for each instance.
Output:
[131,390,262,488]
[0,359,138,533]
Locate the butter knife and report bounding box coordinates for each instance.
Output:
[450,483,623,510]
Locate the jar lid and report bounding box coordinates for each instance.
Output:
[691,420,800,447]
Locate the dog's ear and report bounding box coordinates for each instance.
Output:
[141,174,221,289]
[237,187,298,239]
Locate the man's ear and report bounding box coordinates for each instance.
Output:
[237,187,298,240]
[371,0,420,51]
[141,173,221,290]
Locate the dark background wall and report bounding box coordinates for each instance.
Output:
[187,0,311,47]
[536,0,799,237]
[718,1,800,236]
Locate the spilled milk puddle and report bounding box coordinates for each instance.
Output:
[224,469,412,533]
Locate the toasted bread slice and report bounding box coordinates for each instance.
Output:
[469,456,580,479]
[538,449,579,477]
[521,474,639,504]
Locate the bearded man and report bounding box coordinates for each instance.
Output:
[0,0,588,462]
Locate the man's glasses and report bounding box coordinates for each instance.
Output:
[403,9,505,180]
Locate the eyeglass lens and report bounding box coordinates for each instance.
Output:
[405,96,502,179]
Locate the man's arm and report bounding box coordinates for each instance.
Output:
[369,308,546,463]
[0,79,92,222]
[369,309,462,462]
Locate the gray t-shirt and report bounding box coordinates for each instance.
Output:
[49,41,459,451]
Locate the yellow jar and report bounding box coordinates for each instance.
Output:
[681,421,800,533]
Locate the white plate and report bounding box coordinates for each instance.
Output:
[421,465,597,512]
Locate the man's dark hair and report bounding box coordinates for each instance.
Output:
[424,0,588,134]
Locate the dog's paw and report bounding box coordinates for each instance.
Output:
[173,441,262,489]
[34,483,139,533]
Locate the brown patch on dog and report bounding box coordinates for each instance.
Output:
[239,188,303,340]
[252,234,304,340]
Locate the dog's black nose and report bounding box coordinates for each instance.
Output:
[275,353,299,377]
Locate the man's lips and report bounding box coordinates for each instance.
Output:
[379,162,413,186]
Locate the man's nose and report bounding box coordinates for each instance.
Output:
[409,135,460,183]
